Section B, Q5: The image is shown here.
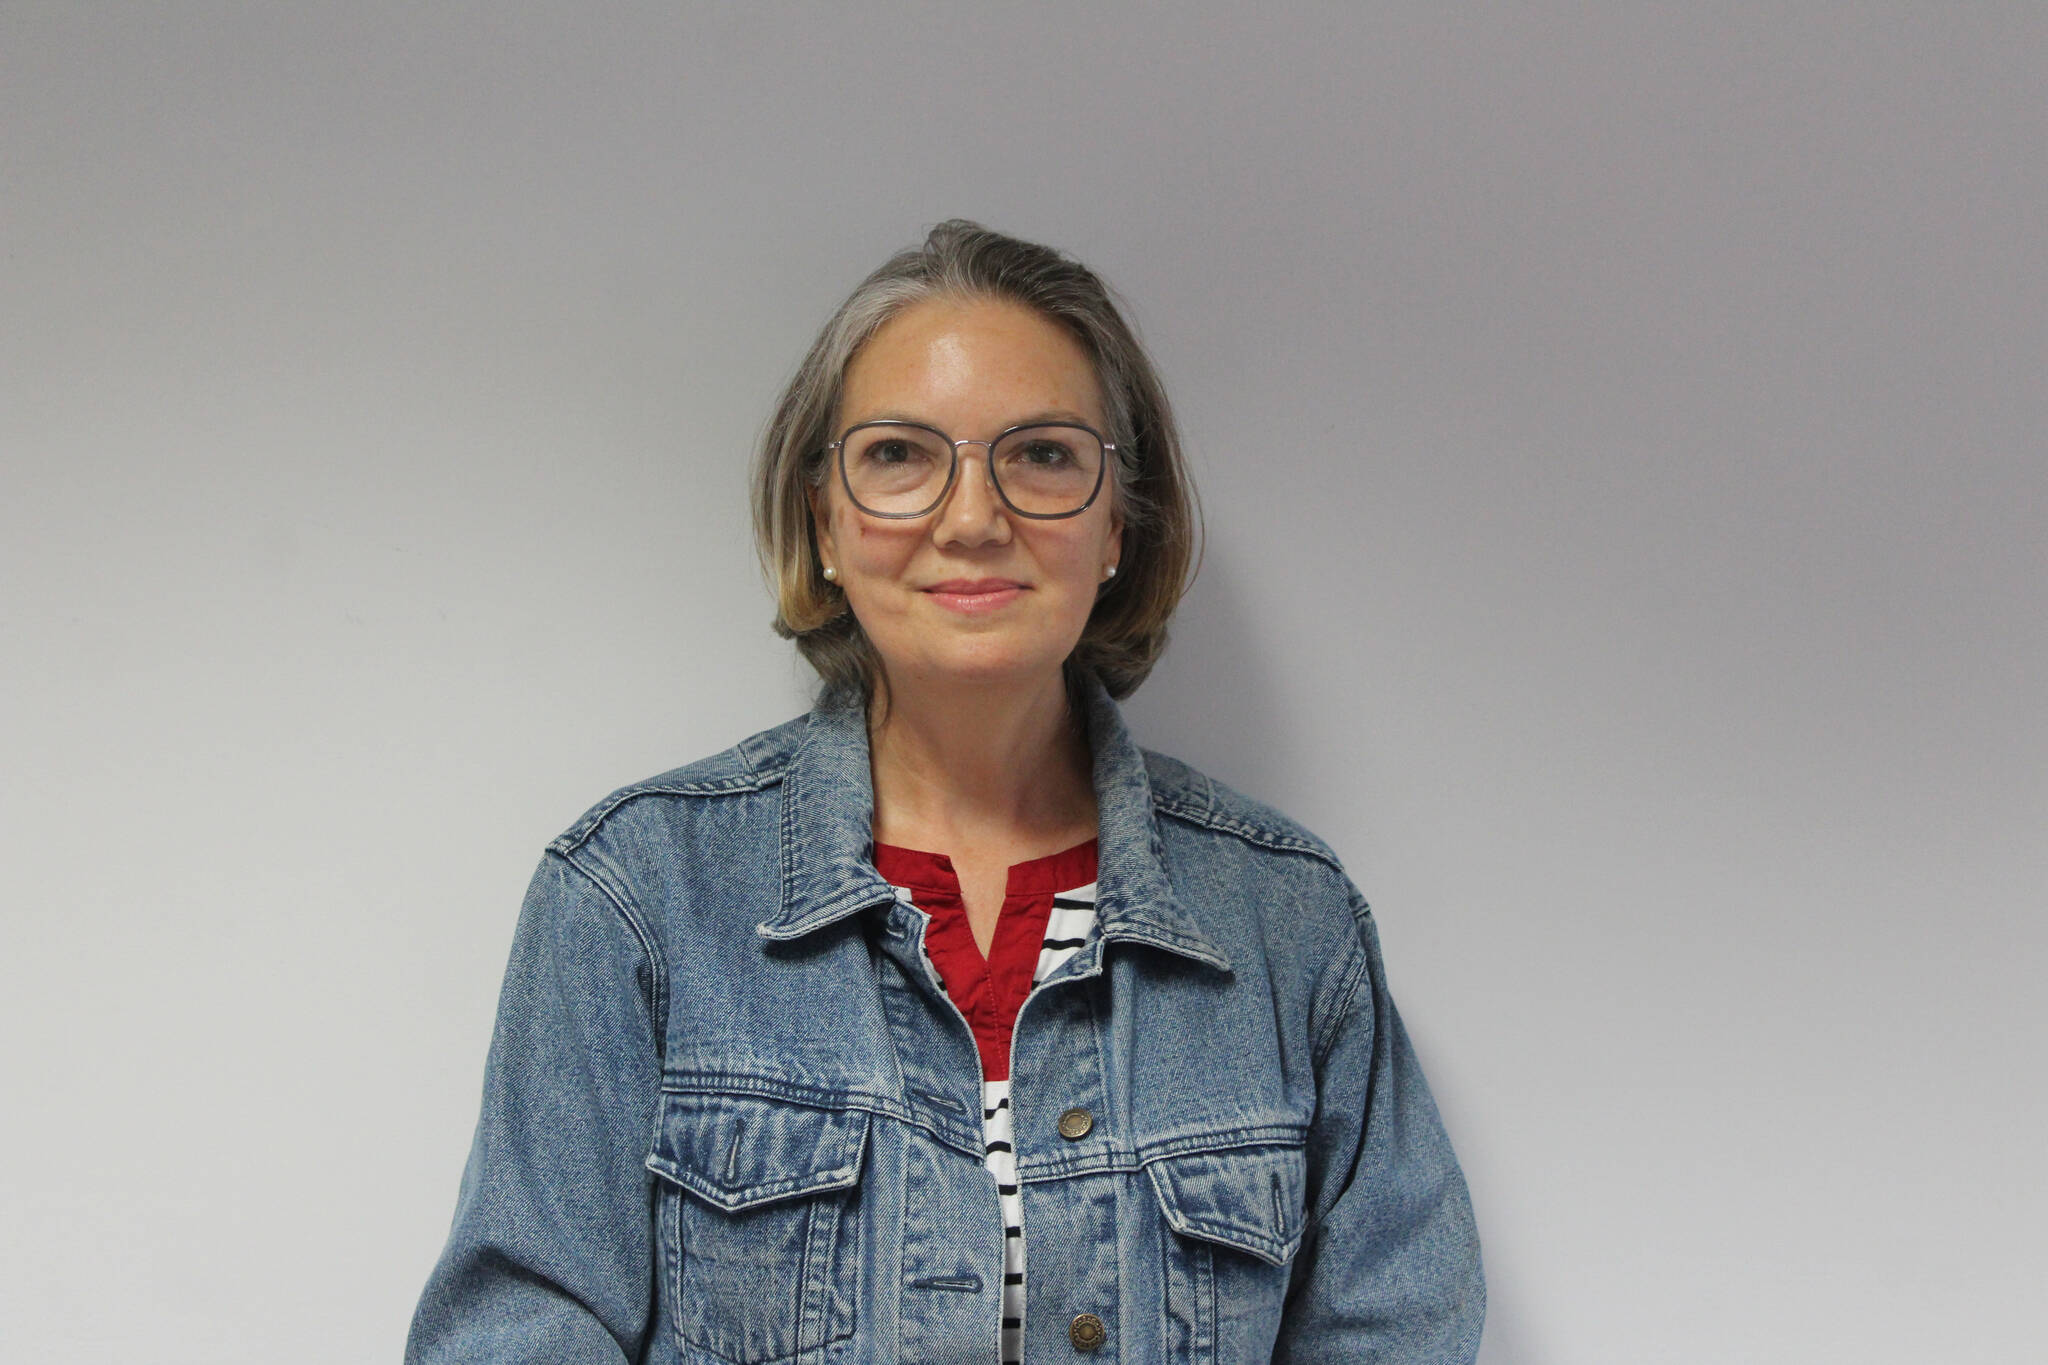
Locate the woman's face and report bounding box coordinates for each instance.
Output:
[811,295,1124,700]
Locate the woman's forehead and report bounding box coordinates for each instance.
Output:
[837,296,1106,429]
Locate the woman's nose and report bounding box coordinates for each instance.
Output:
[931,446,1011,543]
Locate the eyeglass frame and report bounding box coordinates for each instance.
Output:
[823,418,1115,521]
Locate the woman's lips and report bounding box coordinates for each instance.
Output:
[923,581,1026,615]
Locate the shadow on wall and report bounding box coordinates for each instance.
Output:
[1129,544,1542,1365]
[1121,541,1296,809]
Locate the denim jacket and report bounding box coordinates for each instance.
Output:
[406,676,1484,1363]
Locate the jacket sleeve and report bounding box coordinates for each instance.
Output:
[406,848,665,1364]
[1272,881,1485,1363]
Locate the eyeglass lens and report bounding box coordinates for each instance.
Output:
[841,424,1103,517]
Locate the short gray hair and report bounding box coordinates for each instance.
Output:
[750,219,1203,708]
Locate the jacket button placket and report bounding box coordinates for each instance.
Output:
[869,906,1011,1358]
[1010,980,1117,1361]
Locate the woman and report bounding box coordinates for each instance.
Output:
[407,221,1483,1363]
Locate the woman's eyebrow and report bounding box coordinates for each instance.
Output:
[839,411,927,428]
[1008,409,1098,428]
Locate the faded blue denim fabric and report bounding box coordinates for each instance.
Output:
[406,675,1484,1363]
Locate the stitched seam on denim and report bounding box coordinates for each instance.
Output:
[792,1182,817,1349]
[759,891,894,941]
[1139,751,1217,820]
[839,1173,865,1345]
[1198,1241,1216,1360]
[734,723,801,780]
[1313,888,1378,1071]
[1146,1162,1297,1265]
[665,1177,684,1355]
[777,759,800,913]
[1129,1123,1310,1159]
[1013,1124,1308,1181]
[1150,800,1346,872]
[910,1274,983,1292]
[1313,946,1371,1074]
[1088,972,1113,1178]
[1153,1213,1285,1266]
[1105,973,1126,1354]
[651,1155,861,1209]
[550,849,669,1059]
[1096,927,1228,972]
[553,775,779,854]
[1134,1125,1309,1162]
[660,1074,896,1109]
[658,1076,986,1162]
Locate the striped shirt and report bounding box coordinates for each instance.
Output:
[872,838,1100,1365]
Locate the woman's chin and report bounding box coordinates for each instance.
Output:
[899,648,1066,696]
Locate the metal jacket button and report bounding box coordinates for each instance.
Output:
[1056,1106,1093,1140]
[1069,1312,1107,1351]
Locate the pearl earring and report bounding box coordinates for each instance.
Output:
[822,566,837,582]
[1104,565,1117,579]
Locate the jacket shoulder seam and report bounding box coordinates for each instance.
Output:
[550,765,788,855]
[544,847,670,1058]
[1313,892,1376,1069]
[1151,794,1347,873]
[1141,749,1348,872]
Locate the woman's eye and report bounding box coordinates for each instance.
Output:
[1015,441,1076,467]
[866,440,922,465]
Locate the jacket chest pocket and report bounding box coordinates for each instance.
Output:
[646,1091,870,1364]
[1146,1140,1307,1360]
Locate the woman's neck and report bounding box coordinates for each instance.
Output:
[865,670,1097,852]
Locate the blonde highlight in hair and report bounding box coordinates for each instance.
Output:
[750,220,1204,708]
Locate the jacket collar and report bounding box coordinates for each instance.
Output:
[757,674,1230,973]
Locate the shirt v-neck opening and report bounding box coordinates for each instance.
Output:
[871,837,1099,1083]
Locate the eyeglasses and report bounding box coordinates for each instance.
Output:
[826,419,1112,520]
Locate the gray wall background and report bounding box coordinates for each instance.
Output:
[3,4,2041,1361]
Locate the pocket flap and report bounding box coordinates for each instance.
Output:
[1144,1140,1307,1267]
[646,1091,869,1213]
